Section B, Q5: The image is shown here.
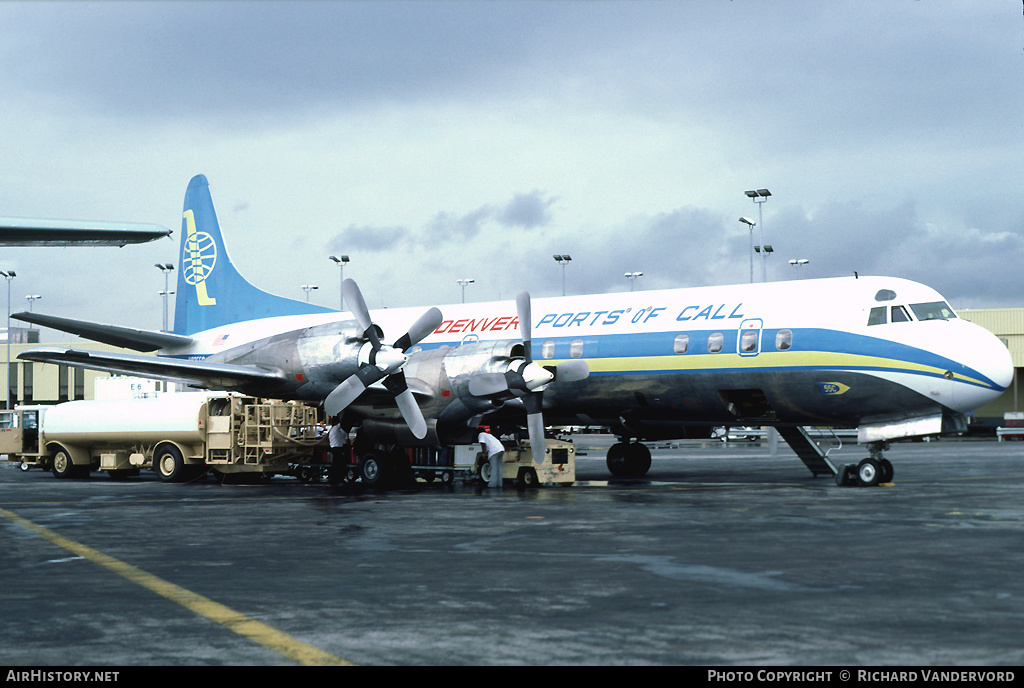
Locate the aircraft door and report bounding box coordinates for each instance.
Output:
[737,319,764,357]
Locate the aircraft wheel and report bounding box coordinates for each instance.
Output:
[478,460,492,484]
[856,458,883,487]
[606,443,629,476]
[155,446,187,483]
[626,443,652,476]
[880,458,894,483]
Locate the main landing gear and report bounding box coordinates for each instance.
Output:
[606,440,651,478]
[835,441,894,487]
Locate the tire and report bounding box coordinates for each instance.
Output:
[516,467,538,488]
[359,451,387,487]
[155,445,187,483]
[478,460,492,484]
[606,443,628,476]
[879,458,894,483]
[51,449,76,479]
[857,458,882,487]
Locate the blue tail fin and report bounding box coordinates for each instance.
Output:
[173,175,335,335]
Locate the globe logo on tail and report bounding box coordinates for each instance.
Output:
[182,209,218,306]
[183,230,217,285]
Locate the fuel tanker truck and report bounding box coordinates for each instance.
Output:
[0,392,323,482]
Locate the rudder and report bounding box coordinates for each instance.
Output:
[173,175,335,335]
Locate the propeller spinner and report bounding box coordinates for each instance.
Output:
[324,279,442,439]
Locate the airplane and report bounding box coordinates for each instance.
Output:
[14,174,1014,487]
[0,217,171,246]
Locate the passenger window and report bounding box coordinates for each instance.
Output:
[740,329,758,353]
[541,340,555,359]
[776,329,792,351]
[707,332,724,353]
[570,339,584,358]
[868,307,887,326]
[891,306,911,323]
[673,334,689,354]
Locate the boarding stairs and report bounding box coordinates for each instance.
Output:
[776,425,841,477]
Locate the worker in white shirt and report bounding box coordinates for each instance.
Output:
[477,426,504,488]
[327,416,348,484]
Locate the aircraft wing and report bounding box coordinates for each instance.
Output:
[0,218,171,246]
[12,312,193,352]
[18,346,290,390]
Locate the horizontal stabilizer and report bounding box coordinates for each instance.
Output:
[18,347,288,390]
[12,312,193,352]
[0,217,171,246]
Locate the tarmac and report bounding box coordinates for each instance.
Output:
[1,434,1023,667]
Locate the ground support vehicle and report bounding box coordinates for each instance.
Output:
[469,437,576,487]
[0,393,323,482]
[331,436,576,488]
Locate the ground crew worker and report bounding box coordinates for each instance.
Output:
[477,426,503,488]
[327,416,348,484]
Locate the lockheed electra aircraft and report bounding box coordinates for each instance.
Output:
[15,175,1013,487]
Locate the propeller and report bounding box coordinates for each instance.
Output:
[324,279,442,439]
[468,291,589,464]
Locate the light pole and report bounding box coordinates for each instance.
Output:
[739,217,756,283]
[745,189,771,281]
[755,244,774,280]
[155,263,174,331]
[329,255,349,311]
[457,278,475,303]
[301,285,318,302]
[25,295,41,320]
[553,255,571,296]
[624,271,643,291]
[2,270,15,410]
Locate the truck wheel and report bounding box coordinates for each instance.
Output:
[51,449,76,479]
[516,467,538,488]
[155,446,187,483]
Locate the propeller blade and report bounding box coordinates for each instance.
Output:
[393,387,428,440]
[468,373,510,397]
[325,376,366,419]
[393,307,443,352]
[324,365,387,418]
[516,291,532,363]
[524,393,547,464]
[342,279,381,348]
[552,359,590,383]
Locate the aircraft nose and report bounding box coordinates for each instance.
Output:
[952,322,1014,412]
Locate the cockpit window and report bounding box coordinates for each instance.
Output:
[867,307,887,326]
[910,301,956,321]
[874,289,897,302]
[891,305,911,323]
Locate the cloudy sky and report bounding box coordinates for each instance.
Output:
[0,1,1021,337]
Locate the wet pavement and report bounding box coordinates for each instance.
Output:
[2,435,1022,666]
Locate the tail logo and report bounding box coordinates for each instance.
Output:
[182,209,218,306]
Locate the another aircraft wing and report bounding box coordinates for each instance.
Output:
[12,312,193,352]
[0,218,171,246]
[18,347,290,390]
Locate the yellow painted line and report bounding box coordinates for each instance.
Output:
[0,506,353,666]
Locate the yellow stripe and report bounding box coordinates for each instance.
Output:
[0,506,353,666]
[574,352,992,387]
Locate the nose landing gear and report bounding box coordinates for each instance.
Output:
[836,442,894,487]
